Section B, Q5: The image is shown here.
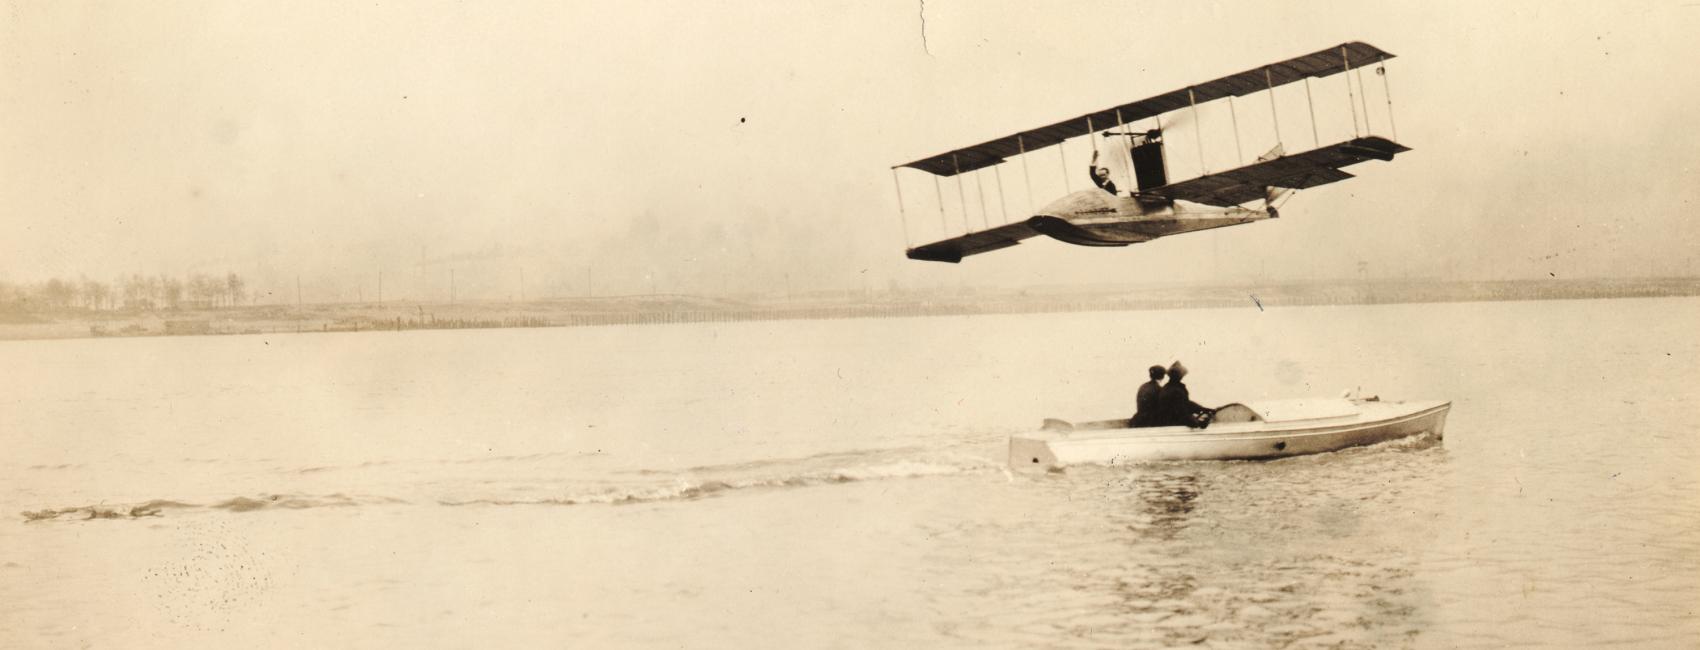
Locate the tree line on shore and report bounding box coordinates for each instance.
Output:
[0,273,248,313]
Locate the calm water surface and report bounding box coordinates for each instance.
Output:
[2,297,1696,648]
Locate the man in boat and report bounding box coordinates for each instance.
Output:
[1089,150,1118,195]
[1129,364,1166,428]
[1157,361,1213,429]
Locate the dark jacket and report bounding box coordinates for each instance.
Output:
[1130,380,1163,427]
[1090,167,1118,195]
[1156,380,1208,428]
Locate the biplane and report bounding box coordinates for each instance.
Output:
[893,42,1410,263]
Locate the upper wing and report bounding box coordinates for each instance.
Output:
[896,42,1395,177]
[1147,136,1412,207]
[905,221,1041,263]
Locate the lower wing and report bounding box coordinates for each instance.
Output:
[905,221,1042,263]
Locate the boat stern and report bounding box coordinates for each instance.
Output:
[1009,433,1061,471]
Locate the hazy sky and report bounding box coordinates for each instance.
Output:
[4,0,1698,300]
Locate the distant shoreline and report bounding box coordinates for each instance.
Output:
[2,277,1696,342]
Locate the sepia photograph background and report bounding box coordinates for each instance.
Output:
[3,1,1697,648]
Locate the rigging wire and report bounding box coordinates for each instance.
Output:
[992,164,1010,224]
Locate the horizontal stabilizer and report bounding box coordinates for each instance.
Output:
[906,220,1040,263]
[1149,136,1409,207]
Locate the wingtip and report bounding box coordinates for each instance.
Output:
[1342,40,1396,60]
[906,248,963,264]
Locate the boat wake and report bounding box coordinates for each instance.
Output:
[441,458,984,507]
[19,493,415,522]
[17,445,1004,522]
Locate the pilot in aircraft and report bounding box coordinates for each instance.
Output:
[895,42,1410,264]
[1089,150,1118,196]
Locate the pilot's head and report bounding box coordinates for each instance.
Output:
[1093,167,1110,180]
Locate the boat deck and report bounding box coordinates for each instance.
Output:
[1011,399,1450,467]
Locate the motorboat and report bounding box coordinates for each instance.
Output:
[1009,397,1449,469]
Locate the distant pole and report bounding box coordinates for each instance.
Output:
[1212,237,1220,277]
[586,267,593,297]
[450,269,456,304]
[296,275,301,308]
[377,270,383,305]
[519,267,526,301]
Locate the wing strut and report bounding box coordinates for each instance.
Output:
[1228,96,1244,166]
[1304,78,1320,148]
[1379,55,1399,141]
[951,154,969,232]
[1188,88,1206,175]
[1266,68,1283,152]
[891,168,911,248]
[931,174,947,233]
[1018,135,1034,216]
[1344,46,1360,137]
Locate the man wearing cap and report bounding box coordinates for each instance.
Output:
[1157,361,1212,428]
[1089,149,1119,196]
[1128,364,1166,428]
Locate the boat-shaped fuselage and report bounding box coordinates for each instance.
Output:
[1026,190,1271,247]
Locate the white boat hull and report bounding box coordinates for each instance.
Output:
[1010,399,1449,470]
